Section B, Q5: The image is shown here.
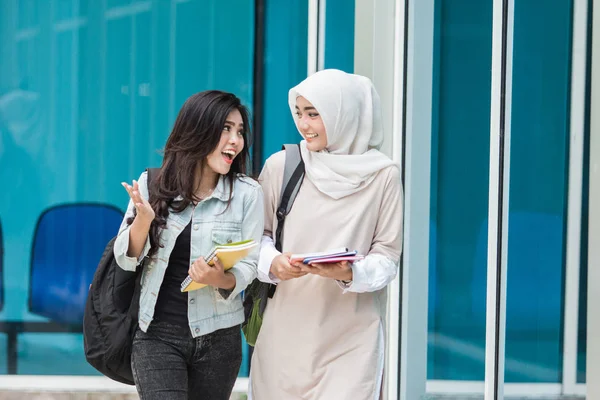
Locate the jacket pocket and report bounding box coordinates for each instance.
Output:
[211,225,242,245]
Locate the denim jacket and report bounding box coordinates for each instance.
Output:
[113,170,264,337]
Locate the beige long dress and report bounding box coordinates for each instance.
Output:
[250,150,403,400]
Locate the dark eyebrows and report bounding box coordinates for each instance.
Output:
[225,120,244,128]
[294,105,317,111]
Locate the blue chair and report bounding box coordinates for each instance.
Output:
[29,204,124,324]
[471,211,563,333]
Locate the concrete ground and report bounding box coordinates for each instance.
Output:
[426,397,584,400]
[0,393,247,400]
[0,393,585,400]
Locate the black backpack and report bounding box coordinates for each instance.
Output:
[83,168,158,385]
[242,144,304,346]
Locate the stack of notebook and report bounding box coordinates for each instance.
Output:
[290,248,365,265]
[180,239,257,292]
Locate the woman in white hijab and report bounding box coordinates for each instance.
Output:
[250,69,403,400]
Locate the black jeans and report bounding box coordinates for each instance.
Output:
[131,320,242,400]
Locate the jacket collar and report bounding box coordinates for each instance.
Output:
[173,175,232,203]
[212,175,233,201]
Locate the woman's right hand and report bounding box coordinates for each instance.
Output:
[122,180,155,224]
[270,253,307,281]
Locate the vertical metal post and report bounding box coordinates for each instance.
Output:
[484,0,513,398]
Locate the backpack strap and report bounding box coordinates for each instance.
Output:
[274,144,305,253]
[267,145,304,299]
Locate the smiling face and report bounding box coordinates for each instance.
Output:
[205,109,245,176]
[295,96,327,152]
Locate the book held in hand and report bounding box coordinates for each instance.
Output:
[180,239,257,292]
[306,255,365,264]
[290,248,365,265]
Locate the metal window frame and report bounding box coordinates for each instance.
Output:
[586,0,600,395]
[484,0,514,398]
[307,0,319,75]
[398,0,433,399]
[562,0,589,396]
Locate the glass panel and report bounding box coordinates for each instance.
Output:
[261,0,308,163]
[428,0,575,384]
[504,0,572,383]
[428,0,492,381]
[324,0,355,72]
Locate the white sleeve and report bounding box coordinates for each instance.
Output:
[336,254,398,293]
[257,235,281,284]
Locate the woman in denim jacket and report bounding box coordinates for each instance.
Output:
[114,91,264,400]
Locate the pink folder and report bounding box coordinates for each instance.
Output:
[307,255,365,264]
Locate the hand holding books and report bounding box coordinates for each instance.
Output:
[290,248,364,282]
[270,248,364,282]
[187,256,235,291]
[270,253,308,281]
[182,240,258,292]
[290,248,365,265]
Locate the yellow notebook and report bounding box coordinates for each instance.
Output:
[180,239,257,292]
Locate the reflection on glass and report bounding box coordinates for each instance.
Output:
[503,0,573,383]
[428,0,493,381]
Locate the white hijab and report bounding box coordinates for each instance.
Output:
[288,69,395,199]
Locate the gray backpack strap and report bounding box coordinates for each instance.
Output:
[279,144,305,214]
[268,144,305,298]
[274,144,305,252]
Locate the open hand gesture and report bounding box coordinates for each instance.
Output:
[122,180,155,224]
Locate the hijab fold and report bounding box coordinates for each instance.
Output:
[289,69,395,199]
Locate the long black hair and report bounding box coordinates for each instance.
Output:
[128,90,251,257]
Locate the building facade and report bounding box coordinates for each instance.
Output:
[0,0,596,399]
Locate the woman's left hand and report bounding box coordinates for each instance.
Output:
[299,261,353,281]
[189,257,236,290]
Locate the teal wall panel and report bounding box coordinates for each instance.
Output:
[259,0,355,165]
[324,0,354,72]
[260,0,309,164]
